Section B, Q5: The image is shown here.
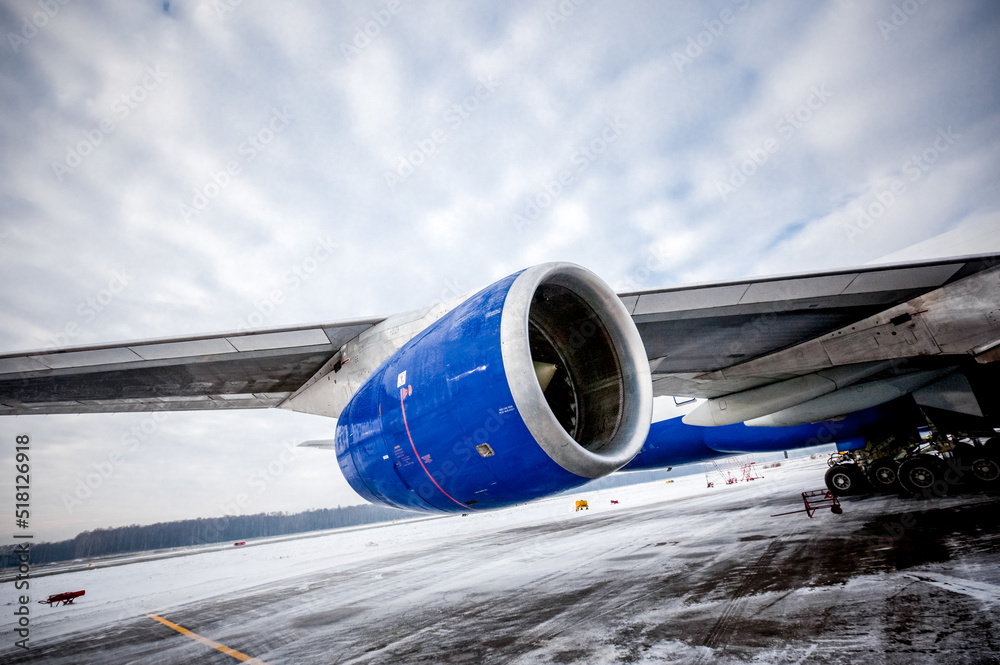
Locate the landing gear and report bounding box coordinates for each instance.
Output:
[825,464,869,497]
[843,439,998,497]
[867,457,902,493]
[898,454,948,495]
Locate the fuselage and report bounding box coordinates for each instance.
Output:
[624,396,918,470]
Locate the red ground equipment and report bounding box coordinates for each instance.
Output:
[706,455,764,487]
[741,461,763,482]
[771,490,843,518]
[38,590,85,606]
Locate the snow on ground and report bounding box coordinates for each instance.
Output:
[3,455,998,664]
[3,459,753,641]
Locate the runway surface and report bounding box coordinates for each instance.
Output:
[3,455,999,664]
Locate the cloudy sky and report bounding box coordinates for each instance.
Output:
[1,0,999,542]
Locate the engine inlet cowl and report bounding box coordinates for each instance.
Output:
[500,263,652,478]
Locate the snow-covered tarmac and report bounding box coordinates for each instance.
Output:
[3,455,999,664]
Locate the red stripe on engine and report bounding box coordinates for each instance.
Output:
[399,387,478,511]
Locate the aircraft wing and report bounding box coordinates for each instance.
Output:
[1,253,997,419]
[625,253,1000,425]
[0,319,381,415]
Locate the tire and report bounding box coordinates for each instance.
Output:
[898,454,948,496]
[867,458,902,493]
[969,453,1000,486]
[947,440,1000,489]
[825,464,869,496]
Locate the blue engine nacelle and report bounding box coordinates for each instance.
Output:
[334,263,652,513]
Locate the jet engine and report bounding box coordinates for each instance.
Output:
[334,263,652,512]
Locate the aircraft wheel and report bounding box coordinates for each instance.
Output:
[867,458,902,493]
[948,442,996,487]
[969,453,1000,486]
[825,464,868,496]
[898,454,948,496]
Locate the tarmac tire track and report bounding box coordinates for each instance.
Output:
[699,537,785,654]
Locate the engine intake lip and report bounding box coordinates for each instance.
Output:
[500,262,652,478]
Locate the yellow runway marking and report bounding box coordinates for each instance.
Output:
[147,614,269,664]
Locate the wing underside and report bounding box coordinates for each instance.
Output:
[0,320,379,415]
[623,254,1000,400]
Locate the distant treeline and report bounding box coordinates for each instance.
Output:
[2,463,737,569]
[1,503,411,568]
